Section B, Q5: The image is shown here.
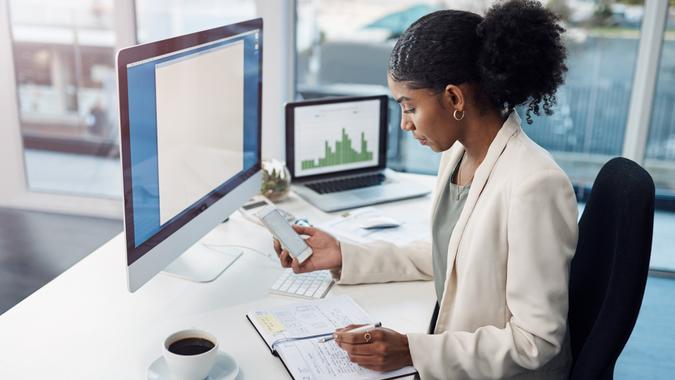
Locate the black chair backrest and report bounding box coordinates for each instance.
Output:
[568,157,655,380]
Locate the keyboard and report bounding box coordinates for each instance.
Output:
[305,173,386,194]
[270,269,334,299]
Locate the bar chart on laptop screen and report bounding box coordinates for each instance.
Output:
[294,99,380,177]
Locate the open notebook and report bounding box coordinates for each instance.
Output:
[246,295,417,380]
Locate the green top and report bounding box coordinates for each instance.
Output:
[432,158,470,303]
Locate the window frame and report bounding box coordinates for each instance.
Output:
[623,0,670,163]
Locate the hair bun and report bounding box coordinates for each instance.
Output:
[476,0,567,123]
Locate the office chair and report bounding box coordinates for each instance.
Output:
[568,157,655,380]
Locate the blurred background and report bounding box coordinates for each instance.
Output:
[0,0,673,377]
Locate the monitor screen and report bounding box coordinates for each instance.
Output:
[117,19,262,281]
[285,95,388,181]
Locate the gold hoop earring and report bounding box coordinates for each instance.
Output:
[453,110,465,121]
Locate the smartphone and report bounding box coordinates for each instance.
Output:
[257,205,313,264]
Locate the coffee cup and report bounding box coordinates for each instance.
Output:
[163,329,219,380]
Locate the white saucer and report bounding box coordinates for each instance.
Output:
[147,351,239,380]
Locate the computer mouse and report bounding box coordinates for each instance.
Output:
[360,216,401,230]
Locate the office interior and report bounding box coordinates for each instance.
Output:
[0,0,674,379]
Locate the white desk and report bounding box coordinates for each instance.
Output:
[0,174,436,380]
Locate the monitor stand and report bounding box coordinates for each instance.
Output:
[162,244,243,283]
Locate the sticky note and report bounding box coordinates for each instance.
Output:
[257,314,285,334]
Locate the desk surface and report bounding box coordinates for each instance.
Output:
[0,173,436,380]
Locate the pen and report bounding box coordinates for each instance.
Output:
[319,322,382,343]
[361,225,399,231]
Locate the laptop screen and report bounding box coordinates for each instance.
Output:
[286,95,388,180]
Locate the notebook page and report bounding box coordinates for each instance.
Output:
[248,295,373,348]
[277,338,416,380]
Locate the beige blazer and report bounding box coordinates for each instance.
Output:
[336,112,578,379]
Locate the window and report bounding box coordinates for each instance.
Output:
[135,0,257,43]
[5,0,259,203]
[296,0,486,174]
[8,0,120,198]
[524,0,645,189]
[295,0,648,181]
[295,1,675,273]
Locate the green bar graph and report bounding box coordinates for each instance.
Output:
[301,128,373,170]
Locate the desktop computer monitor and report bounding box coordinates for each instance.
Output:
[116,19,263,292]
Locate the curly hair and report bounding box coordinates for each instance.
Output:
[388,0,567,124]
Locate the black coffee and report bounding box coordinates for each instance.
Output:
[168,337,215,356]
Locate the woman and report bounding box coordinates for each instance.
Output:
[274,1,577,378]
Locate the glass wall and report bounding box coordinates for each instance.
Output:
[296,0,647,180]
[8,0,119,198]
[296,0,488,173]
[135,0,257,43]
[6,0,258,199]
[524,0,645,190]
[295,0,675,272]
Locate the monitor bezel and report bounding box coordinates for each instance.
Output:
[117,18,263,267]
[285,95,389,182]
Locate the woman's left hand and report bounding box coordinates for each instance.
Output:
[334,325,413,372]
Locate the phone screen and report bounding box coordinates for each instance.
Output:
[261,209,308,257]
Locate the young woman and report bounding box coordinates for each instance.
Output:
[274,1,577,378]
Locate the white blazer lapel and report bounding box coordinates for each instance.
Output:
[436,112,522,322]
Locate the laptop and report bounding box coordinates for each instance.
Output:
[285,95,430,212]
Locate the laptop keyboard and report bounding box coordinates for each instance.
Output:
[306,173,386,194]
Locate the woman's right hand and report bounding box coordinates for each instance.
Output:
[273,225,342,274]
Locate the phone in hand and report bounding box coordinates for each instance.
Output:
[257,205,313,264]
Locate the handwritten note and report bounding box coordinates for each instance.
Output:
[278,338,416,380]
[249,296,372,347]
[247,296,417,380]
